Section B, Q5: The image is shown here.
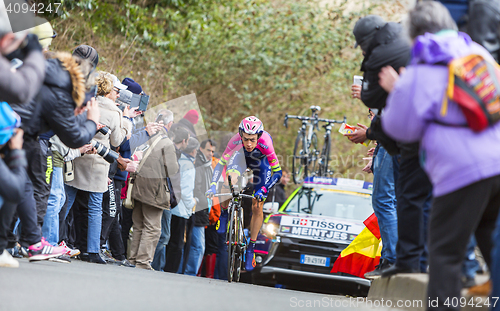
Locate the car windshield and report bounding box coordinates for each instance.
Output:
[284,187,373,222]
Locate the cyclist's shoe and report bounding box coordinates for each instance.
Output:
[245,241,256,272]
[28,238,66,261]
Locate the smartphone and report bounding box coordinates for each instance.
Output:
[138,95,150,111]
[353,75,364,86]
[10,58,23,70]
[133,144,150,156]
[130,94,141,109]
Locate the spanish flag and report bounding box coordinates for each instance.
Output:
[330,213,382,278]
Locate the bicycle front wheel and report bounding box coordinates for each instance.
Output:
[227,205,237,282]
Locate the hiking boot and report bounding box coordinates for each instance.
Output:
[245,242,256,272]
[59,241,81,258]
[364,259,393,279]
[468,280,492,297]
[28,238,66,261]
[100,249,119,264]
[0,250,19,268]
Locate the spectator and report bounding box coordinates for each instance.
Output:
[381,2,500,309]
[1,50,98,262]
[185,139,217,275]
[0,104,27,268]
[148,110,176,271]
[0,18,45,105]
[72,44,99,69]
[171,109,199,139]
[267,168,289,207]
[165,137,199,273]
[64,71,130,264]
[348,15,408,278]
[128,110,178,270]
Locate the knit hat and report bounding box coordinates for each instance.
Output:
[122,78,143,95]
[183,109,199,125]
[184,137,200,154]
[353,15,386,52]
[72,45,99,69]
[0,102,21,146]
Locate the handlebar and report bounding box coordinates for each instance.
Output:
[284,114,346,128]
[317,116,347,124]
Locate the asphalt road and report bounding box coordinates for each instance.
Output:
[0,258,398,311]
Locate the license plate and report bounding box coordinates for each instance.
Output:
[300,254,330,267]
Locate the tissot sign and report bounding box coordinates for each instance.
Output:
[279,216,363,244]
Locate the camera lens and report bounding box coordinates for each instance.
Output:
[98,126,111,135]
[90,140,118,164]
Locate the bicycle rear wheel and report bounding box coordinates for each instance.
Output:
[292,133,307,184]
[227,204,237,282]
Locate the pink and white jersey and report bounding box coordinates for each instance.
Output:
[218,131,281,173]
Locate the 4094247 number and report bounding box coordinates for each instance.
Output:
[5,2,62,14]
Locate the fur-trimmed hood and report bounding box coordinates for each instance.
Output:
[44,52,85,107]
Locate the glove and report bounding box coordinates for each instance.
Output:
[6,34,43,61]
[254,186,267,201]
[206,184,217,198]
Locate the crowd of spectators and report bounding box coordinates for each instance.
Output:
[346,1,500,310]
[0,11,246,280]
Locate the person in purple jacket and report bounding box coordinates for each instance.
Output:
[381,2,500,310]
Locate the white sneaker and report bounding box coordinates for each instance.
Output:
[0,250,20,268]
[58,241,81,258]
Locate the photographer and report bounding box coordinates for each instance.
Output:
[0,17,45,105]
[64,72,131,264]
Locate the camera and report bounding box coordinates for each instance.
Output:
[89,140,119,164]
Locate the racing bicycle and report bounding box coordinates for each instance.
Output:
[284,106,322,184]
[213,176,254,283]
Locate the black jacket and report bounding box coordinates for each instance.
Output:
[193,150,212,227]
[15,53,96,148]
[360,22,411,110]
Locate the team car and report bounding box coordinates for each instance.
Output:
[249,176,374,294]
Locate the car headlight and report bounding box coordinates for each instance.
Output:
[263,223,278,237]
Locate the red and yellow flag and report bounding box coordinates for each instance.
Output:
[330,213,382,278]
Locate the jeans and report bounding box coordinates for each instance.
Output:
[185,226,206,276]
[65,185,104,253]
[372,146,398,264]
[492,210,500,311]
[42,167,65,246]
[151,209,172,271]
[462,236,479,279]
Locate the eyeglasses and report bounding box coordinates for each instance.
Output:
[38,30,58,41]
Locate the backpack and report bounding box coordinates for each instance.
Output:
[441,54,500,132]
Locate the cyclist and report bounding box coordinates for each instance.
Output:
[206,116,282,271]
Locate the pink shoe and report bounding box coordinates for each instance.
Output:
[28,238,66,261]
[58,241,81,258]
